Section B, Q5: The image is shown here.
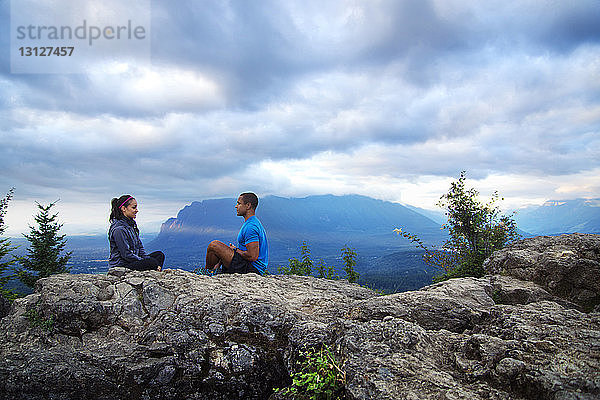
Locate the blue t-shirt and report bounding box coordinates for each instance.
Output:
[237,215,268,274]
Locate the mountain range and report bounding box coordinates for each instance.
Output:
[148,194,600,293]
[151,195,600,263]
[150,194,446,270]
[513,198,600,235]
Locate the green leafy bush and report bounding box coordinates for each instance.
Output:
[275,345,346,400]
[396,171,519,281]
[278,242,358,283]
[279,241,314,276]
[24,308,54,333]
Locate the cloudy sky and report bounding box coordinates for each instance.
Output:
[1,0,599,236]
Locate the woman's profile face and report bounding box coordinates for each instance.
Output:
[121,199,138,219]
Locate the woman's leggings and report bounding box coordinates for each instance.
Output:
[126,251,165,271]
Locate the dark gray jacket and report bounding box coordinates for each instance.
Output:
[108,218,147,268]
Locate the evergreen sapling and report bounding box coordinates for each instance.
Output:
[16,201,72,288]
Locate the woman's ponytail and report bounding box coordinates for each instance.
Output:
[110,194,133,221]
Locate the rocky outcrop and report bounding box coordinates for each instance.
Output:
[484,233,600,311]
[0,234,599,400]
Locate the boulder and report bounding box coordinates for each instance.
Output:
[0,234,598,399]
[484,233,600,311]
[0,269,375,400]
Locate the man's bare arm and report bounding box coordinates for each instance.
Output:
[236,241,259,262]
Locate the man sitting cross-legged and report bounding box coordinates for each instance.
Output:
[205,192,269,275]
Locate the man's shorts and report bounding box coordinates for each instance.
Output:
[227,251,261,274]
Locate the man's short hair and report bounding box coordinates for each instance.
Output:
[240,192,259,210]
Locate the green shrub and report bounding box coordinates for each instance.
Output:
[275,345,346,400]
[24,308,54,333]
[279,241,314,276]
[396,171,519,282]
[278,242,358,284]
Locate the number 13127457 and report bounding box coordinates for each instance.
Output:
[19,47,74,56]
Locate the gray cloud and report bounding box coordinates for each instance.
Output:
[1,0,599,234]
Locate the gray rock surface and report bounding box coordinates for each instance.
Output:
[484,233,600,311]
[0,234,599,400]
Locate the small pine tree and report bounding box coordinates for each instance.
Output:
[315,258,338,280]
[16,201,72,288]
[341,245,359,283]
[0,188,17,298]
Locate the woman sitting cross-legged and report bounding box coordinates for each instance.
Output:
[108,194,165,271]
